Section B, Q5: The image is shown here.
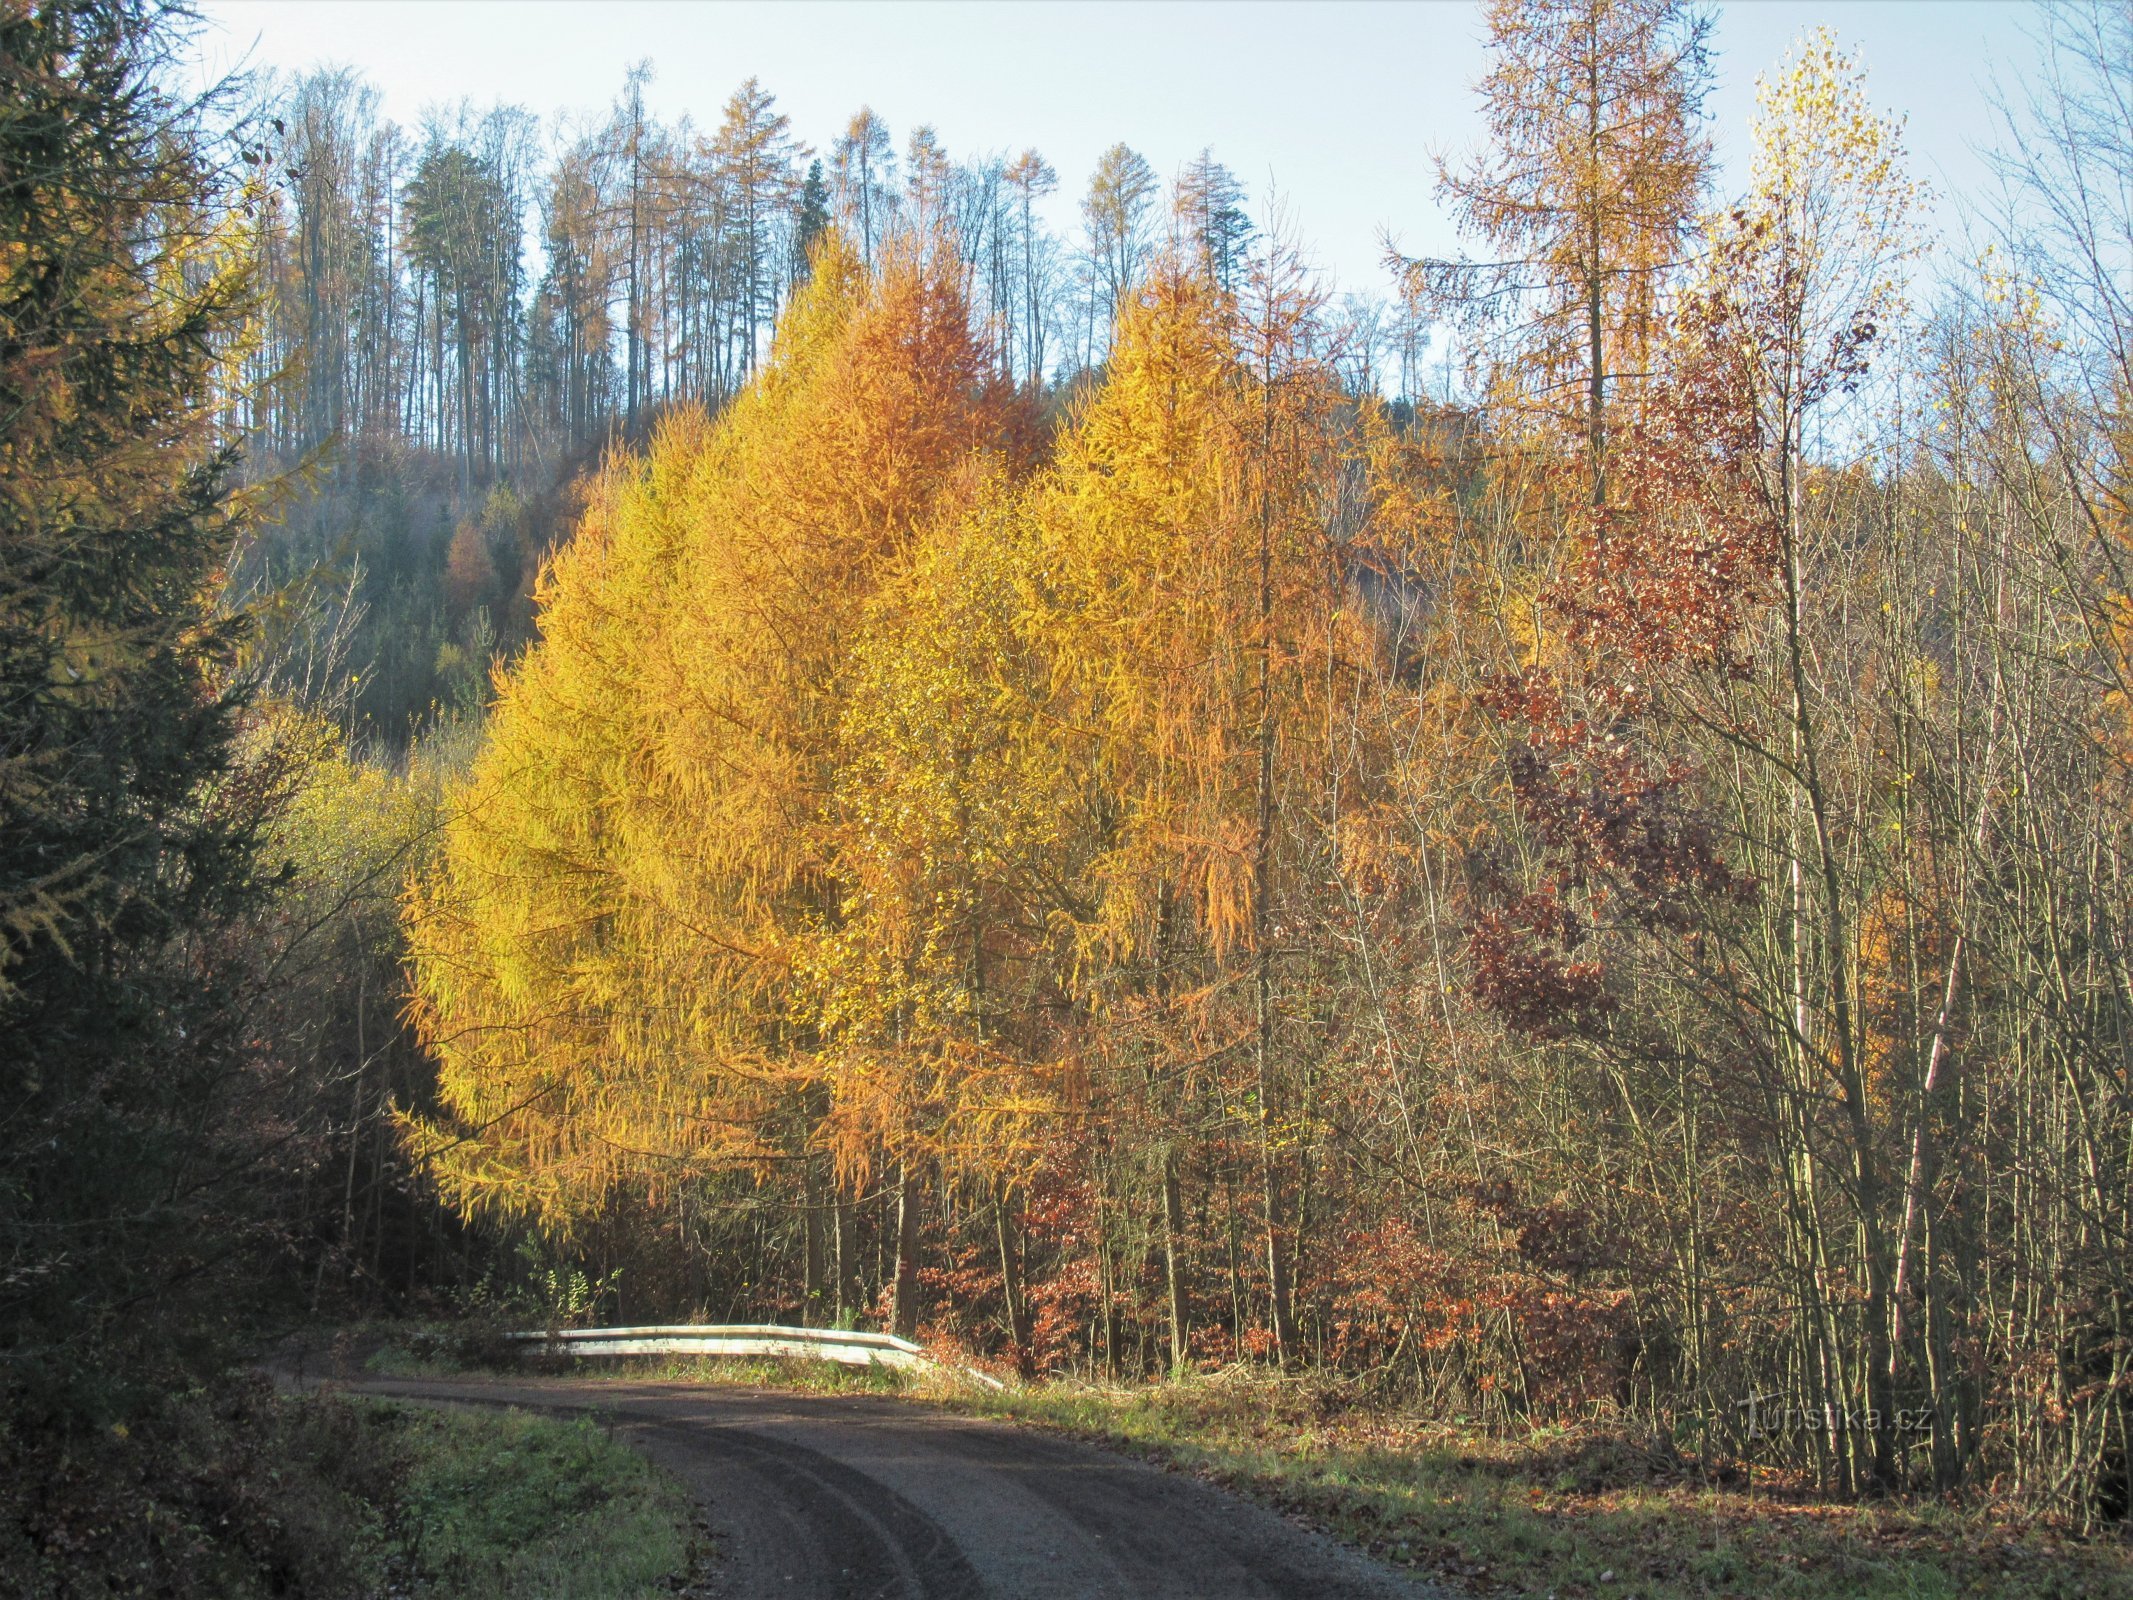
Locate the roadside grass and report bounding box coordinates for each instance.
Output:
[580,1351,917,1393]
[937,1375,2132,1600]
[341,1322,2133,1599]
[376,1399,706,1598]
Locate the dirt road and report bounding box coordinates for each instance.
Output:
[333,1373,1436,1599]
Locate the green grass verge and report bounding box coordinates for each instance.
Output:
[377,1400,704,1599]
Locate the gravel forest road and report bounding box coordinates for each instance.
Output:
[330,1373,1438,1600]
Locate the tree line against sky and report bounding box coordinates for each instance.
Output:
[236,51,1370,744]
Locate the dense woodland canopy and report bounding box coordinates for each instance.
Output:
[382,0,2133,1522]
[13,0,2133,1550]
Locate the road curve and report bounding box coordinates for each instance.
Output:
[332,1373,1437,1599]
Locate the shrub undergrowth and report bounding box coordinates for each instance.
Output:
[0,1373,705,1599]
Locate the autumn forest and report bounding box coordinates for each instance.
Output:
[11,0,2133,1582]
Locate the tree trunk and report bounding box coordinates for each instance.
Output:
[1586,37,1606,508]
[835,1195,859,1324]
[891,1163,922,1340]
[1163,1149,1189,1373]
[995,1183,1030,1359]
[802,1158,826,1327]
[1254,351,1298,1367]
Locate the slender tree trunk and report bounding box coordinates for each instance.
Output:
[1254,342,1298,1367]
[1586,38,1606,509]
[994,1182,1030,1358]
[835,1195,859,1324]
[1777,425,1896,1489]
[891,1162,922,1340]
[1891,523,2008,1378]
[1163,1149,1189,1373]
[803,1158,826,1327]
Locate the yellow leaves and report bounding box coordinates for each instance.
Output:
[2090,590,2133,766]
[1740,28,1922,315]
[403,227,1027,1229]
[401,225,1475,1249]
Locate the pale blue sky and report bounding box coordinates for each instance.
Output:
[192,0,2038,299]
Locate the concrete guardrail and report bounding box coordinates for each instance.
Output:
[508,1323,1005,1389]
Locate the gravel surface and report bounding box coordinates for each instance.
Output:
[331,1373,1440,1600]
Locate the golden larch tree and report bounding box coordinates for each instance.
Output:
[1417,0,1713,504]
[403,233,1018,1272]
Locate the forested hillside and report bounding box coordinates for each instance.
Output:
[374,0,2133,1525]
[237,60,1313,742]
[10,0,2133,1581]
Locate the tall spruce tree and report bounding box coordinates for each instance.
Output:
[0,0,267,1409]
